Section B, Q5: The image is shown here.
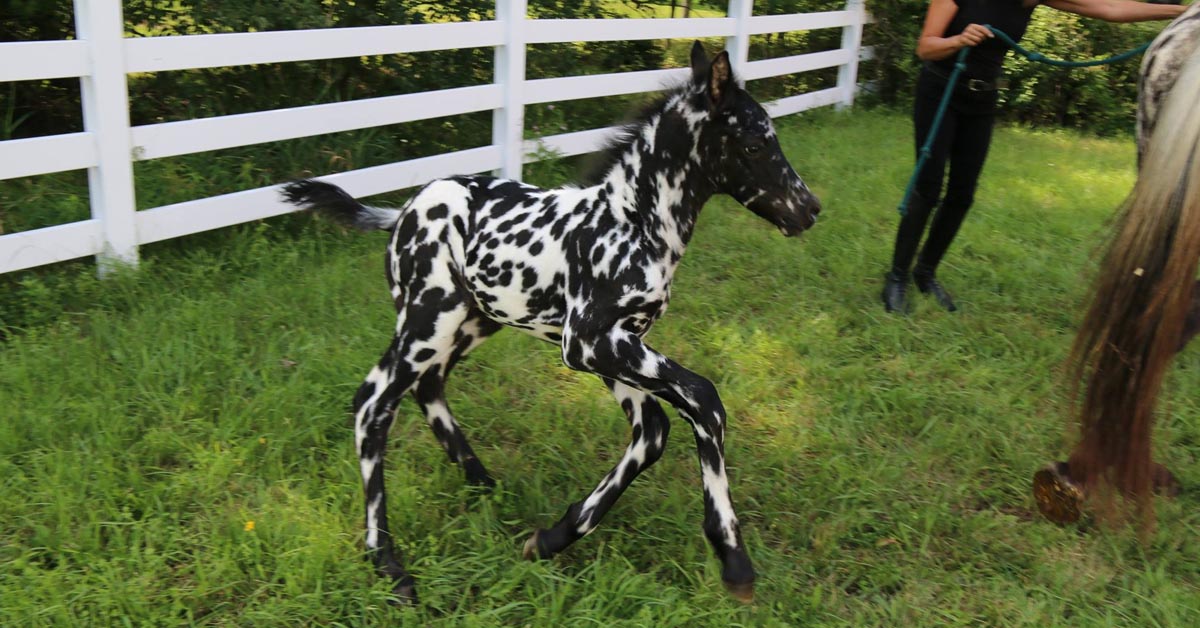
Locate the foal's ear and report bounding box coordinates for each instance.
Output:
[708,51,734,108]
[690,41,710,83]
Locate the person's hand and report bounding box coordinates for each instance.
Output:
[955,23,993,48]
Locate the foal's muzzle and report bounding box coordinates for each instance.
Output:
[775,188,821,237]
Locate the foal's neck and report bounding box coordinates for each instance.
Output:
[597,93,715,260]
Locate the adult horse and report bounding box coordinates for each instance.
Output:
[1034,5,1200,525]
[283,42,820,603]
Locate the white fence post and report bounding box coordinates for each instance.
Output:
[726,0,753,72]
[837,0,865,110]
[494,0,528,180]
[74,0,139,273]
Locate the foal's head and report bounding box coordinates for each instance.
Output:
[688,42,821,236]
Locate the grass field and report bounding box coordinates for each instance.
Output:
[2,109,1198,626]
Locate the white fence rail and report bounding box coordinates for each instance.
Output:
[0,0,870,275]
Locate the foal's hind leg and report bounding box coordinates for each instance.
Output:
[354,298,474,602]
[353,336,422,601]
[411,314,503,488]
[524,378,671,559]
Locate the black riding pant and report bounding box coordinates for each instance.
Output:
[891,67,999,276]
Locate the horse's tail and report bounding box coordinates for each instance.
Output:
[1067,49,1200,520]
[281,179,402,231]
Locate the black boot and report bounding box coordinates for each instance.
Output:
[913,267,957,312]
[884,192,936,315]
[882,270,911,314]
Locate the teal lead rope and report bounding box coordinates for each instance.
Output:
[988,24,1152,68]
[897,24,1154,216]
[897,45,970,217]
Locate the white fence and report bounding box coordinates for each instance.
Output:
[0,0,871,275]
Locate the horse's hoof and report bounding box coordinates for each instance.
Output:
[389,575,418,606]
[1033,462,1083,524]
[724,580,755,604]
[522,530,543,561]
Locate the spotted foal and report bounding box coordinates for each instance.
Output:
[283,42,821,603]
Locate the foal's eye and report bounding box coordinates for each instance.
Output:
[743,144,762,156]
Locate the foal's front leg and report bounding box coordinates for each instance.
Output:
[534,317,756,601]
[523,378,671,558]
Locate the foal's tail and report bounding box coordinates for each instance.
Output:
[1067,49,1200,521]
[281,179,402,231]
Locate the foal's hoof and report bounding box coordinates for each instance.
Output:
[389,575,419,606]
[465,475,497,497]
[1033,462,1083,524]
[463,458,497,492]
[522,529,548,561]
[724,580,755,604]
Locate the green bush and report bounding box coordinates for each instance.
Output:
[863,1,1162,135]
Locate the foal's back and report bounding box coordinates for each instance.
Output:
[398,174,605,342]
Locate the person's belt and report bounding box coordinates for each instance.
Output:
[923,62,1008,91]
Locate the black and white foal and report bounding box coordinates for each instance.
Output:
[283,42,820,603]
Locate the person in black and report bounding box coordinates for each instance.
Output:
[882,0,1187,314]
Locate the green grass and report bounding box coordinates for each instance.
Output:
[2,109,1199,626]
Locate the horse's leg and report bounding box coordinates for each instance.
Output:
[355,296,473,603]
[523,377,670,556]
[1176,279,1200,351]
[542,321,755,601]
[1143,277,1196,495]
[411,313,503,488]
[1037,281,1198,523]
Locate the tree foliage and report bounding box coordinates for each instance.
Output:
[862,1,1162,135]
[1,1,1158,144]
[0,0,668,146]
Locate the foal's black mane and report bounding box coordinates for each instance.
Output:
[577,76,715,187]
[578,93,675,186]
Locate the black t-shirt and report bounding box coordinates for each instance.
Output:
[930,0,1038,81]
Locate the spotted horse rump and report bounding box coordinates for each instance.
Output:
[282,42,821,604]
[1137,3,1200,163]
